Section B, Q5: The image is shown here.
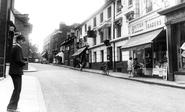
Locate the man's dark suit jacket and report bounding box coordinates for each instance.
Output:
[9,44,26,75]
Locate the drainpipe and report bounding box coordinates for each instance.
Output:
[113,2,116,72]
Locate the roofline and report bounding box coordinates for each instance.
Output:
[76,0,116,29]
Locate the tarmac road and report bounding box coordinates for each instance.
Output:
[27,63,185,112]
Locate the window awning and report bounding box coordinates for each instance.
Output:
[72,47,87,57]
[56,52,64,57]
[121,29,163,50]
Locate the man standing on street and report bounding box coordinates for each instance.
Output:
[7,35,27,112]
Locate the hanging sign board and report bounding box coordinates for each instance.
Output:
[180,42,185,50]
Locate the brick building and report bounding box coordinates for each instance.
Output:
[13,9,33,58]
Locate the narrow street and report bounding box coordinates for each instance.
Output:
[25,63,185,112]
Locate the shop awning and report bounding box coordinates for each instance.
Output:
[56,52,64,57]
[41,52,46,56]
[121,29,163,50]
[72,47,86,57]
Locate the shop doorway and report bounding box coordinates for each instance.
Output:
[107,46,113,70]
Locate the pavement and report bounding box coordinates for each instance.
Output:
[54,64,185,90]
[1,63,185,112]
[0,64,47,112]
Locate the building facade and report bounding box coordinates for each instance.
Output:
[72,0,184,81]
[0,0,14,77]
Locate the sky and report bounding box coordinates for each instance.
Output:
[14,0,105,52]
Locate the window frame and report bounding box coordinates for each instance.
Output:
[128,0,133,6]
[101,50,104,62]
[117,0,122,13]
[146,0,153,13]
[117,47,122,61]
[85,24,87,32]
[107,6,112,19]
[93,17,96,27]
[100,31,104,43]
[116,24,122,38]
[94,52,97,63]
[100,12,104,23]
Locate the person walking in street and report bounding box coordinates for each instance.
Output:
[7,35,27,112]
[127,57,133,78]
[133,58,140,77]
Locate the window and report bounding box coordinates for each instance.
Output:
[93,52,97,62]
[117,0,122,13]
[93,17,96,27]
[0,0,1,11]
[101,50,104,62]
[146,0,153,13]
[107,6,111,19]
[128,0,133,6]
[85,24,87,32]
[100,12,104,23]
[93,31,97,45]
[100,31,104,43]
[117,47,122,61]
[108,26,111,40]
[116,24,121,38]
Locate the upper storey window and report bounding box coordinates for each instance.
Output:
[146,0,153,13]
[93,17,96,27]
[128,0,133,6]
[107,6,112,19]
[117,0,122,13]
[100,12,104,23]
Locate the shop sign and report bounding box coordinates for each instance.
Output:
[146,17,164,30]
[131,22,145,34]
[166,9,185,22]
[130,16,164,34]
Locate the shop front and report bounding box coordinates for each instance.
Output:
[122,28,166,77]
[158,3,185,81]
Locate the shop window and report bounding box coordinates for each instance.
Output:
[107,6,111,19]
[179,23,185,71]
[100,12,104,23]
[101,50,104,62]
[153,33,167,69]
[117,47,122,61]
[93,52,97,63]
[146,0,153,13]
[122,51,129,61]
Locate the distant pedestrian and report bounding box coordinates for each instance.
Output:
[127,57,133,77]
[7,35,27,112]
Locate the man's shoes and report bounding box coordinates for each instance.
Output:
[7,108,20,112]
